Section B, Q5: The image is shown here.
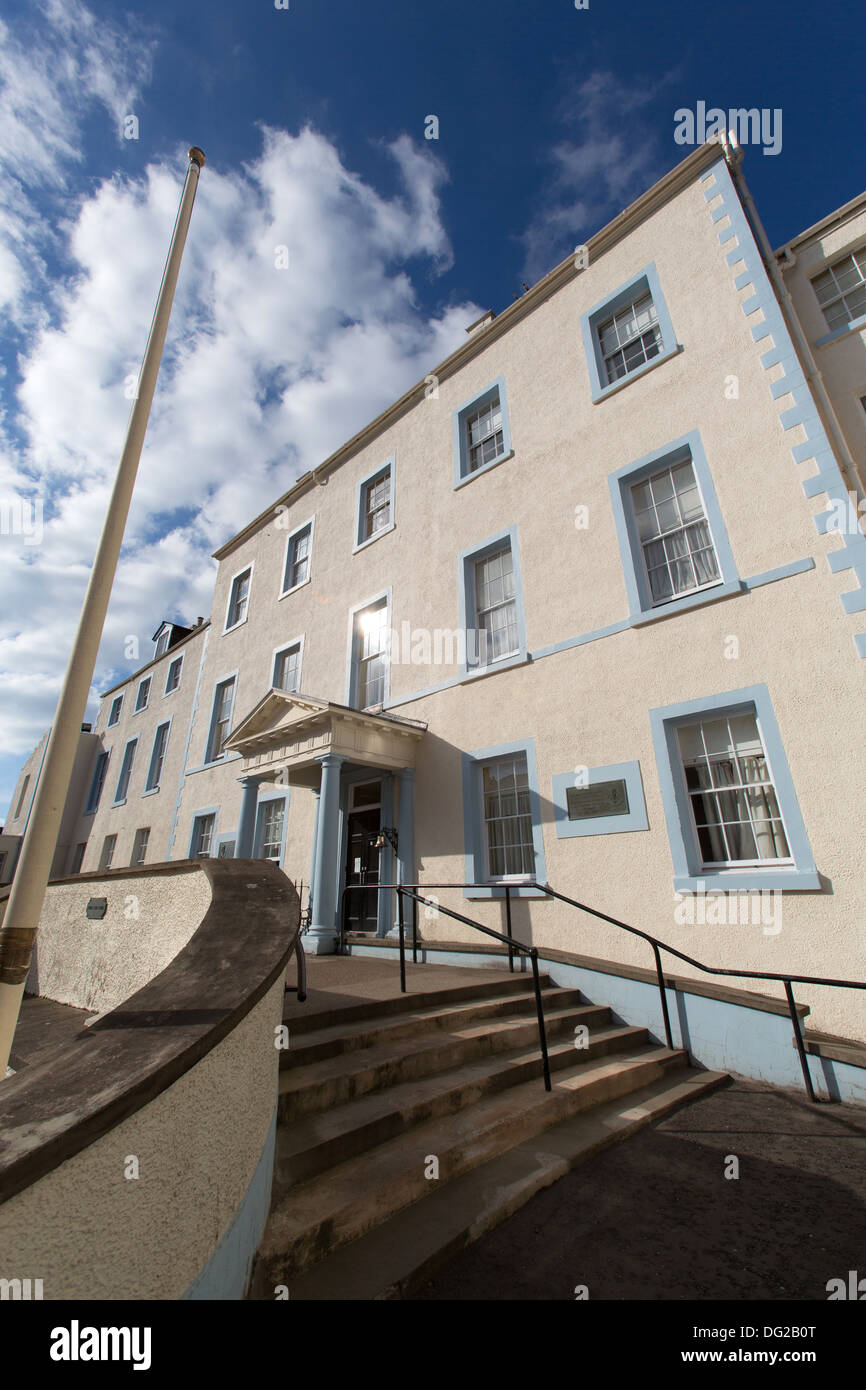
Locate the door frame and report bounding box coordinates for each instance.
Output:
[335,766,394,937]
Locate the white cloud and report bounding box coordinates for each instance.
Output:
[0,16,480,814]
[0,0,154,323]
[520,69,678,285]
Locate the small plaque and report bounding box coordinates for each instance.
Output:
[566,779,630,821]
[86,897,107,920]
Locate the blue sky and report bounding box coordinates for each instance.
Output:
[0,0,862,816]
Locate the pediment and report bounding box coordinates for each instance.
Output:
[225,690,331,750]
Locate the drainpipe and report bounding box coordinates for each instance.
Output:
[721,132,866,505]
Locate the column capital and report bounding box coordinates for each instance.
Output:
[315,752,347,769]
[397,766,416,781]
[237,774,263,789]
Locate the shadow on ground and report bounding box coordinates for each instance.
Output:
[412,1078,866,1301]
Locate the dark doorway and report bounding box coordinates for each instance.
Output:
[344,803,381,933]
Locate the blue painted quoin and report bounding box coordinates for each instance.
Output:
[703,155,866,656]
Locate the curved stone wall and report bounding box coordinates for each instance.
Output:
[0,858,299,1299]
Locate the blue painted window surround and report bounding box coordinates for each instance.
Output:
[551,761,648,838]
[346,590,391,709]
[163,654,183,696]
[134,677,151,713]
[452,377,514,489]
[255,792,289,866]
[205,674,238,764]
[461,737,548,900]
[353,458,395,553]
[650,684,820,892]
[580,263,680,403]
[281,516,315,596]
[224,564,252,632]
[85,749,110,814]
[456,525,527,679]
[189,807,220,859]
[144,720,171,793]
[609,430,740,624]
[112,737,138,806]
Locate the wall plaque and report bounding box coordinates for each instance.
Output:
[86,897,107,920]
[566,779,630,821]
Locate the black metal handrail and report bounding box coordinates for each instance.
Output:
[339,878,866,1103]
[339,879,551,1090]
[539,883,866,1104]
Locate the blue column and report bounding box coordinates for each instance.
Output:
[391,767,415,935]
[307,753,345,955]
[236,776,262,858]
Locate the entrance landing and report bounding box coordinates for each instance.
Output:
[282,953,519,1025]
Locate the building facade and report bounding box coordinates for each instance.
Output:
[10,137,866,1041]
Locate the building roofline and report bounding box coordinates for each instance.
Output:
[213,138,728,563]
[99,621,210,700]
[775,187,866,256]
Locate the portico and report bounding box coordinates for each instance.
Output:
[225,693,426,953]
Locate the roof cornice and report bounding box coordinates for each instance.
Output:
[775,187,866,256]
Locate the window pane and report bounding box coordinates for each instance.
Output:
[482,755,535,878]
[681,713,791,866]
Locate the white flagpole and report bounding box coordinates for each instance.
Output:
[0,147,206,1076]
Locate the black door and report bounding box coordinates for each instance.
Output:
[344,806,381,932]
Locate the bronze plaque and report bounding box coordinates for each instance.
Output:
[566,779,630,821]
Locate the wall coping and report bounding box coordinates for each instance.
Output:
[0,859,299,1207]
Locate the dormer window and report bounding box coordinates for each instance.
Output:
[153,623,173,658]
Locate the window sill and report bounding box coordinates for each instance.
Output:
[162,688,179,699]
[141,787,160,798]
[223,617,249,636]
[353,520,395,555]
[815,313,866,349]
[111,799,127,809]
[279,576,312,601]
[629,578,743,626]
[591,343,682,403]
[460,651,529,683]
[674,869,821,893]
[453,449,515,491]
[464,882,549,900]
[132,707,149,716]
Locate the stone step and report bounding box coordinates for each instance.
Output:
[278,1001,613,1120]
[275,1022,647,1190]
[281,984,586,1068]
[282,969,551,1036]
[277,1068,730,1300]
[257,1044,688,1285]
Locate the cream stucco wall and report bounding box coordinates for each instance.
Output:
[13,868,212,1013]
[0,977,282,1299]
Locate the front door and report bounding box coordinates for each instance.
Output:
[344,793,381,933]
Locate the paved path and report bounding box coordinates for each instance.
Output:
[413,1077,866,1301]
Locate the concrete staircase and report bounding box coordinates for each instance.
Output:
[251,965,727,1299]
